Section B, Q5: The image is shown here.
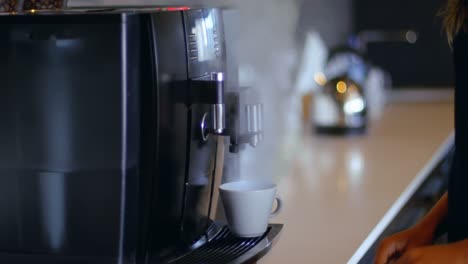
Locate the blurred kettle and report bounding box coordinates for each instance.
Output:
[313,47,368,135]
[314,76,367,134]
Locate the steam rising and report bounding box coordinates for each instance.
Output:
[70,0,302,183]
[231,1,300,184]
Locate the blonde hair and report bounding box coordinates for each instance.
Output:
[441,0,466,44]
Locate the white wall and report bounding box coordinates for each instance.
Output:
[297,0,354,48]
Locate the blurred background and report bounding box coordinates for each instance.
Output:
[68,0,455,263]
[70,0,453,182]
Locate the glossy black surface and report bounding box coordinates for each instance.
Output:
[147,11,189,263]
[0,8,226,264]
[167,224,283,264]
[0,14,137,262]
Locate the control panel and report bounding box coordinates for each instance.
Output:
[184,9,225,78]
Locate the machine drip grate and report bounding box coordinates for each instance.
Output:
[168,226,270,264]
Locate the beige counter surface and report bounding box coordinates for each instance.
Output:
[260,102,454,264]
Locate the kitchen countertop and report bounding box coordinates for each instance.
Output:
[260,102,454,264]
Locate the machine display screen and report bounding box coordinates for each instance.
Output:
[185,9,224,78]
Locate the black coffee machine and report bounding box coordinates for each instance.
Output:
[0,7,281,264]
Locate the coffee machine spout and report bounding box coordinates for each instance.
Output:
[210,72,226,135]
[193,72,229,141]
[192,74,264,152]
[246,103,264,147]
[228,101,264,152]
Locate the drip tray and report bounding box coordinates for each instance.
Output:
[168,224,283,264]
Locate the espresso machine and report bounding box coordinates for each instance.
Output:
[0,6,281,264]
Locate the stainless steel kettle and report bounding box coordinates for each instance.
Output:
[313,47,369,135]
[313,76,367,134]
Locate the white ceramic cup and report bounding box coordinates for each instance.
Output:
[219,181,283,238]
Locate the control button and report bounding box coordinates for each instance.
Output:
[189,34,197,42]
[189,43,197,50]
[189,50,198,58]
[215,51,221,57]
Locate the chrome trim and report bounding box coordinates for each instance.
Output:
[258,104,264,142]
[246,104,259,147]
[211,104,225,135]
[118,16,128,264]
[211,72,224,82]
[201,112,209,142]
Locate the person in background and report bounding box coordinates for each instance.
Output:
[375,0,468,263]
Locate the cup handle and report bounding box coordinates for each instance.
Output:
[270,195,283,218]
